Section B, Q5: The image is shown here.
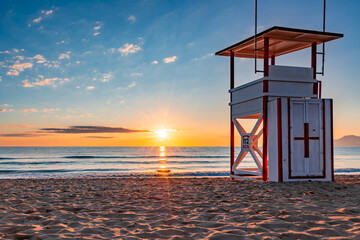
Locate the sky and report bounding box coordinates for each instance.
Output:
[0,0,359,146]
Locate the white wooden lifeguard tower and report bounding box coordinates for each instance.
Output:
[215,26,343,182]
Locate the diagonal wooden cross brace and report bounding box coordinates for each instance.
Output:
[232,114,264,172]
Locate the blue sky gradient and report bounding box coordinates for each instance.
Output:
[0,0,359,146]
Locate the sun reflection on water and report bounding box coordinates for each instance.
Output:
[157,146,170,174]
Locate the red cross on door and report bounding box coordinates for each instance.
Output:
[290,100,324,177]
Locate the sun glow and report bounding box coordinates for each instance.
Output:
[156,129,168,139]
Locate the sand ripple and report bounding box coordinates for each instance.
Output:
[0,175,359,239]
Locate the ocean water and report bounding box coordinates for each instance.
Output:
[0,147,359,179]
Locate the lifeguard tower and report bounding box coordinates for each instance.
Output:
[216,25,343,182]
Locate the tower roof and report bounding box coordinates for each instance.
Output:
[215,26,343,59]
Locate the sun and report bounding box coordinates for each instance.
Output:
[156,129,168,139]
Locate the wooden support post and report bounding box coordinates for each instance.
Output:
[311,42,318,96]
[262,96,268,181]
[230,51,235,175]
[264,37,269,77]
[311,42,317,79]
[271,55,275,65]
[262,37,269,181]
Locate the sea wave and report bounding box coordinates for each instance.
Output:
[63,155,228,159]
[0,159,225,165]
[334,168,360,173]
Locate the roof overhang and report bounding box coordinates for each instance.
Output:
[215,26,343,59]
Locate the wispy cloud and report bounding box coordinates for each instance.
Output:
[41,10,53,15]
[115,43,142,56]
[31,54,46,63]
[101,73,112,82]
[130,72,143,77]
[87,86,95,90]
[0,133,43,137]
[58,52,70,60]
[40,126,149,134]
[7,61,33,76]
[42,108,60,113]
[93,25,101,36]
[163,56,177,63]
[31,9,53,25]
[0,104,13,112]
[128,82,136,88]
[1,104,12,107]
[193,53,213,61]
[83,136,115,139]
[32,17,42,24]
[22,108,38,113]
[92,21,102,36]
[128,15,136,22]
[22,77,69,88]
[21,80,33,87]
[151,60,158,64]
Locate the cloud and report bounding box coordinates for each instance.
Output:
[101,73,112,82]
[87,86,95,90]
[128,82,136,88]
[30,9,53,25]
[93,24,102,36]
[130,72,143,77]
[1,104,12,107]
[58,52,70,60]
[163,56,177,63]
[7,61,33,76]
[21,80,33,87]
[31,54,46,63]
[84,136,115,139]
[0,105,13,112]
[41,10,53,15]
[128,15,136,22]
[42,108,60,113]
[22,77,69,88]
[193,53,213,61]
[7,69,19,76]
[22,108,38,113]
[40,126,149,134]
[151,61,158,64]
[33,17,42,23]
[0,133,42,137]
[15,56,25,60]
[118,43,142,56]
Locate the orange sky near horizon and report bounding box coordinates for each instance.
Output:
[0,119,356,147]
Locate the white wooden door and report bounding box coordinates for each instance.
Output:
[290,100,324,177]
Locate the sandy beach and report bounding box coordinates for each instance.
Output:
[0,176,359,240]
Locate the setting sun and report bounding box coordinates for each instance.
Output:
[156,129,168,139]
